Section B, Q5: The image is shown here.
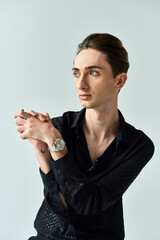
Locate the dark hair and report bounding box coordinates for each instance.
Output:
[77,33,129,78]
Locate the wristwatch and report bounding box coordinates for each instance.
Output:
[48,138,66,152]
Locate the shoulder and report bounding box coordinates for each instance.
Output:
[51,110,81,131]
[124,121,155,160]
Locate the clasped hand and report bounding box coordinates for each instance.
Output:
[14,109,62,147]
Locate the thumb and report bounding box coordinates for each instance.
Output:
[45,112,52,122]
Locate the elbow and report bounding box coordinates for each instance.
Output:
[69,195,113,216]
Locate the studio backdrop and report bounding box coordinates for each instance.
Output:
[0,0,159,239]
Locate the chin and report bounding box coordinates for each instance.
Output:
[80,102,89,108]
[80,101,95,109]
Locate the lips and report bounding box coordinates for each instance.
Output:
[79,94,91,96]
[79,93,91,96]
[79,94,92,100]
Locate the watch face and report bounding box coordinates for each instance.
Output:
[55,138,65,150]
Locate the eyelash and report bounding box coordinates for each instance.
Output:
[73,70,99,77]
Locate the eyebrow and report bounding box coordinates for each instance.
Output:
[72,66,103,71]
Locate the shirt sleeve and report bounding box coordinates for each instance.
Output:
[39,168,57,196]
[49,139,155,216]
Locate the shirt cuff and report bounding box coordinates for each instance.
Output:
[39,168,56,189]
[49,151,85,178]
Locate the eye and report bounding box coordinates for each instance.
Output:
[73,72,80,77]
[90,70,98,76]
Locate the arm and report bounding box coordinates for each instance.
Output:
[14,109,154,215]
[31,140,51,174]
[31,140,68,208]
[14,109,69,162]
[14,109,52,174]
[49,138,155,216]
[14,109,68,208]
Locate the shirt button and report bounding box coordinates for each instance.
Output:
[88,166,94,171]
[55,167,59,173]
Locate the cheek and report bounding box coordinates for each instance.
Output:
[96,80,115,97]
[96,79,111,90]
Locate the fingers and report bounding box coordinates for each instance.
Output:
[15,117,26,126]
[16,126,25,133]
[29,110,49,122]
[20,131,27,140]
[14,109,32,120]
[45,112,49,118]
[14,109,24,119]
[29,110,46,121]
[28,110,38,117]
[14,109,50,125]
[45,112,52,123]
[38,113,47,122]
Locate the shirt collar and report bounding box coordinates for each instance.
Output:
[71,108,86,129]
[71,108,130,144]
[116,109,129,144]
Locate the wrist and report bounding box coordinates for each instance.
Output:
[32,141,47,150]
[50,146,68,161]
[34,146,49,156]
[46,127,62,147]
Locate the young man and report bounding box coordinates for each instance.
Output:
[14,33,154,240]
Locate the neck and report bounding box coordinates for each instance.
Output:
[82,104,120,142]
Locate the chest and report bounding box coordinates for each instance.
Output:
[84,134,115,165]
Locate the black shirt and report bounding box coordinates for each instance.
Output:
[30,108,155,240]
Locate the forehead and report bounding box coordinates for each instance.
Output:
[74,48,108,68]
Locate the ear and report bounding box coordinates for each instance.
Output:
[115,73,127,91]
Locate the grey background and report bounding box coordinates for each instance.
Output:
[0,0,159,239]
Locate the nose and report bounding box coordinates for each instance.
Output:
[77,74,88,90]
